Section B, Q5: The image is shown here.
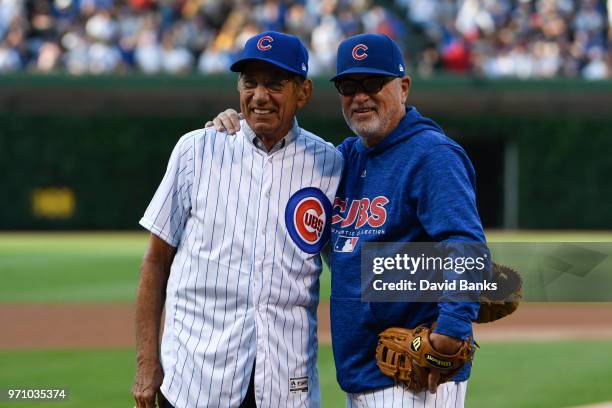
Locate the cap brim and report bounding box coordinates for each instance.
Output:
[330,67,401,81]
[230,57,306,77]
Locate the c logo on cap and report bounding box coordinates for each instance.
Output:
[352,44,368,60]
[257,35,274,51]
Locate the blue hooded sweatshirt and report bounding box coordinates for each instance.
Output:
[330,106,486,393]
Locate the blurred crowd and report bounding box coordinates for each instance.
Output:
[400,0,612,79]
[0,0,610,79]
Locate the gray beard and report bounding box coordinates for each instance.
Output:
[343,110,388,144]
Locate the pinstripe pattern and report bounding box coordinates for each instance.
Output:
[345,382,468,408]
[140,120,342,408]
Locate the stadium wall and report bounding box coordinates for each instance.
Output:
[1,75,611,230]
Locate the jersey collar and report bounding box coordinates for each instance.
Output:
[242,118,299,154]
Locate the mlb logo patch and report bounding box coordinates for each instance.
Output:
[333,236,359,253]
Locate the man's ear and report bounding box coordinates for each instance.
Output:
[296,79,313,109]
[236,73,243,93]
[400,76,411,104]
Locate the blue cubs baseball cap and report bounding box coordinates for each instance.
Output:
[331,33,406,80]
[231,31,309,78]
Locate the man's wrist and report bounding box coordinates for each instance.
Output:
[433,311,472,340]
[429,332,462,354]
[136,352,160,364]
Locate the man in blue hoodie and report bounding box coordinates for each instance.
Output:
[207,33,486,408]
[329,34,485,407]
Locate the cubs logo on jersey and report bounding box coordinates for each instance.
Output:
[285,187,332,254]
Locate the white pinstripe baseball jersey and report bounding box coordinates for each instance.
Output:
[140,119,343,408]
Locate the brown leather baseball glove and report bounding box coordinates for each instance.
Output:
[375,326,473,392]
[476,262,522,323]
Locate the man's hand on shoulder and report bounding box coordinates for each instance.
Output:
[204,108,243,135]
[132,358,164,408]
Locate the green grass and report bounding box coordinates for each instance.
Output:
[467,341,612,408]
[2,232,612,407]
[0,233,147,303]
[2,231,612,303]
[0,232,335,303]
[486,230,612,242]
[318,344,343,405]
[0,349,134,408]
[1,342,611,407]
[0,346,343,408]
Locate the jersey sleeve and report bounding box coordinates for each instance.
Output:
[139,134,195,247]
[412,143,486,340]
[336,141,346,159]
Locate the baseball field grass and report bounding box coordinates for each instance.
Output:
[1,341,612,407]
[3,231,612,303]
[2,231,612,407]
[0,233,146,303]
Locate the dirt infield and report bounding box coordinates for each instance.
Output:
[1,303,612,349]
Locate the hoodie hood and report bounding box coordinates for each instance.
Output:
[354,106,444,155]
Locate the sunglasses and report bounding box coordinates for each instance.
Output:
[333,76,395,96]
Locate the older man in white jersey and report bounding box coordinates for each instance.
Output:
[132,31,343,408]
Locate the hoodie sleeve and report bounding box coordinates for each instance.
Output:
[412,141,487,340]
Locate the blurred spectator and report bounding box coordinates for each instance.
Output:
[441,37,471,73]
[159,28,193,74]
[35,40,61,71]
[134,16,161,73]
[197,41,231,73]
[62,28,89,74]
[0,0,23,40]
[253,0,285,32]
[285,3,316,41]
[310,16,343,73]
[85,10,117,43]
[582,45,609,78]
[336,5,362,37]
[574,0,605,35]
[88,41,122,73]
[0,0,609,78]
[0,40,20,71]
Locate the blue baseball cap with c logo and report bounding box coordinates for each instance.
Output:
[231,31,309,78]
[331,33,406,80]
